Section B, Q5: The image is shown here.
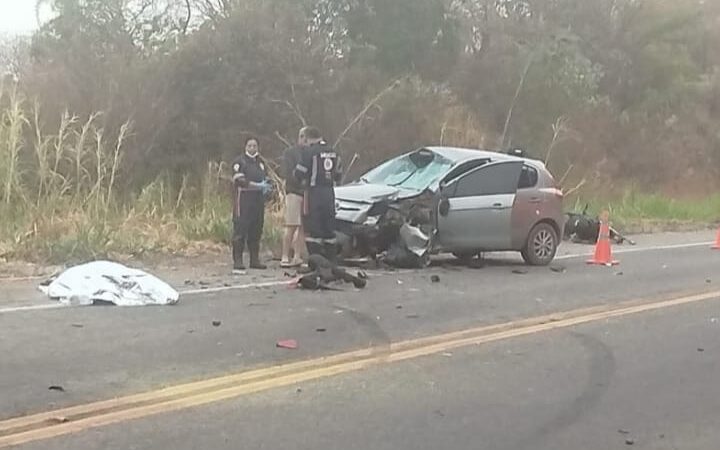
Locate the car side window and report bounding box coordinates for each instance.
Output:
[452,163,522,198]
[518,165,538,189]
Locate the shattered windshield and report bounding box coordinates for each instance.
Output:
[361,150,454,191]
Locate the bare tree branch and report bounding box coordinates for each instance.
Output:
[500,51,534,149]
[334,75,407,150]
[274,131,293,149]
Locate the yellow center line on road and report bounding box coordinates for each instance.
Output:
[1,288,719,448]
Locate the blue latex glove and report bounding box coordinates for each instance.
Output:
[260,180,273,195]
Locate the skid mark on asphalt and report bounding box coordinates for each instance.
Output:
[514,331,616,450]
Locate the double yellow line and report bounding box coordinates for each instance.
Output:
[2,289,719,448]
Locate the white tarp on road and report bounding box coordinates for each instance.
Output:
[39,261,179,306]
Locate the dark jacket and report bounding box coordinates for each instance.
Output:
[282,146,303,195]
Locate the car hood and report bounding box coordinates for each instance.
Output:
[335,183,421,204]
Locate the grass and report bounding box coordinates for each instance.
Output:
[570,190,720,232]
[1,83,717,266]
[0,84,284,266]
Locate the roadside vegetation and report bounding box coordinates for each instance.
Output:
[1,0,719,264]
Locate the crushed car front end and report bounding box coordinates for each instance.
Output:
[333,148,462,265]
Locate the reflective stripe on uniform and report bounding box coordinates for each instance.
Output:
[310,155,318,187]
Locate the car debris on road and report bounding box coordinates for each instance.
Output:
[276,339,298,350]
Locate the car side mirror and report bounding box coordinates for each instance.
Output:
[439,197,450,217]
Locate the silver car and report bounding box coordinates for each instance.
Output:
[334,146,565,266]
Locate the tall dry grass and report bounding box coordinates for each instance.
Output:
[0,84,282,264]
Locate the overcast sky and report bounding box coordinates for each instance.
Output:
[0,0,44,35]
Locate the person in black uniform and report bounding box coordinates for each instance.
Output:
[293,126,342,262]
[231,137,271,272]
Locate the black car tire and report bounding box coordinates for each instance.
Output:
[521,223,558,266]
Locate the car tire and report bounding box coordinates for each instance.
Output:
[521,223,558,266]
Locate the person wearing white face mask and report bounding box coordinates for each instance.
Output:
[231,137,272,272]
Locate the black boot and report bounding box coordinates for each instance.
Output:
[249,243,267,270]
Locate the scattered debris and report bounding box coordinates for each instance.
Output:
[38,261,179,307]
[223,283,232,287]
[430,275,441,283]
[184,280,194,285]
[397,279,404,285]
[625,439,635,446]
[187,329,195,334]
[48,385,65,392]
[706,279,712,284]
[198,280,211,286]
[71,323,84,328]
[296,388,303,393]
[315,328,327,333]
[618,429,630,435]
[442,352,453,357]
[615,271,624,276]
[550,266,566,273]
[396,305,403,309]
[512,269,529,275]
[212,320,222,327]
[698,348,705,352]
[47,417,69,424]
[406,314,420,319]
[377,223,431,269]
[276,339,298,350]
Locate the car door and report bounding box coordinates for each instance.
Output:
[510,164,542,248]
[436,161,523,251]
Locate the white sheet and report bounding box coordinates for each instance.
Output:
[39,261,179,306]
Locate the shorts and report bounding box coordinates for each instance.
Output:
[284,193,303,227]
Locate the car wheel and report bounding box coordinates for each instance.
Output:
[521,223,558,266]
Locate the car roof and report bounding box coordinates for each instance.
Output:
[423,146,544,167]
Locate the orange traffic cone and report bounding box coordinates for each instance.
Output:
[712,227,720,250]
[587,211,619,266]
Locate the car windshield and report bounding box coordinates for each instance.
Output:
[361,150,454,191]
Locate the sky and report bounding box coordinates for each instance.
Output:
[0,0,46,36]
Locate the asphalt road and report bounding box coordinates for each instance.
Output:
[1,230,719,449]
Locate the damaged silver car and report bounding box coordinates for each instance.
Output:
[334,146,565,266]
